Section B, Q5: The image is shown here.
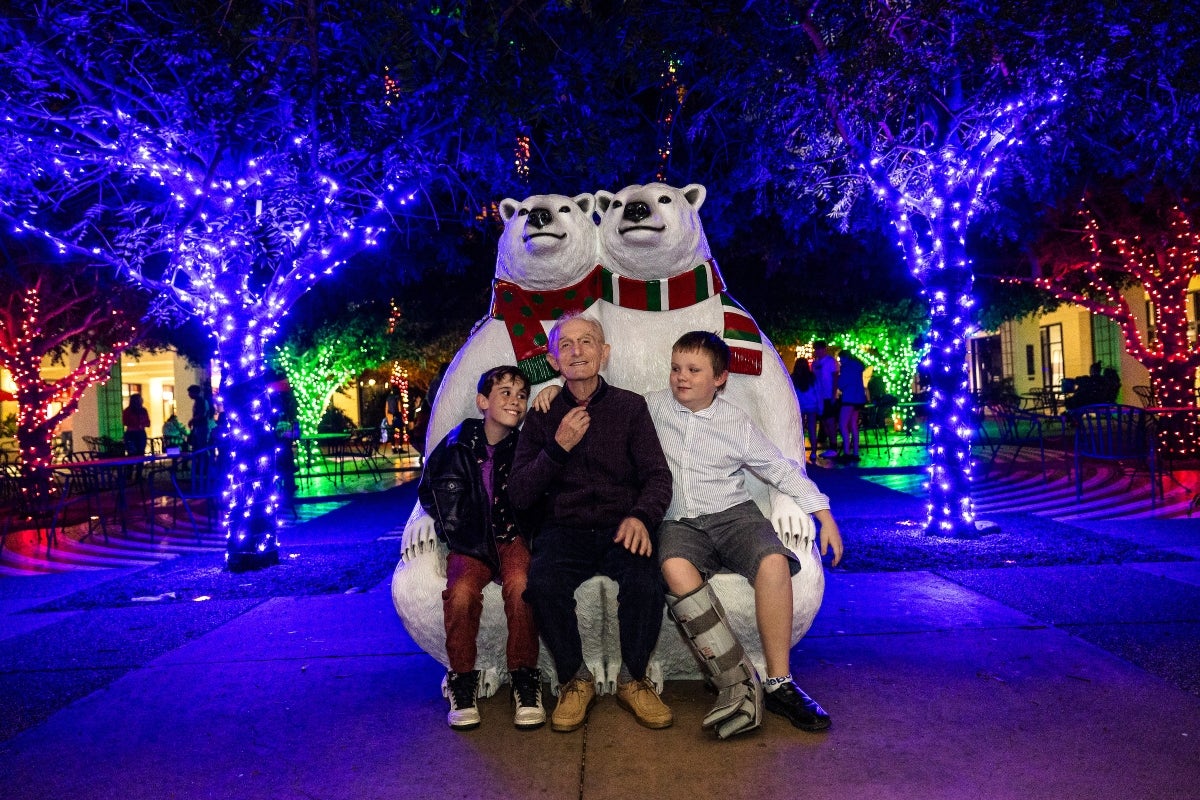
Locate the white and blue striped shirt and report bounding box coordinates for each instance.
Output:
[646,389,830,521]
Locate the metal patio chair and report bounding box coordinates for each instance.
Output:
[164,448,222,540]
[985,402,1050,478]
[1067,403,1158,505]
[861,396,898,452]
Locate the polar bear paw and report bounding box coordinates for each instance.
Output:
[770,494,816,552]
[400,510,439,563]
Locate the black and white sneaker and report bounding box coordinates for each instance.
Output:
[444,670,481,730]
[510,667,546,730]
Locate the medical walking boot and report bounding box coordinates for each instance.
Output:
[668,582,764,739]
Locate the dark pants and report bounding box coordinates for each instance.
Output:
[124,430,147,457]
[524,524,665,683]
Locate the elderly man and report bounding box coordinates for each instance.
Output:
[509,314,674,732]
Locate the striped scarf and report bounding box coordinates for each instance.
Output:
[490,267,603,384]
[599,260,764,375]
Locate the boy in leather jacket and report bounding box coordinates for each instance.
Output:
[418,366,543,731]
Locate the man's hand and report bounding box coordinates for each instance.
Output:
[554,406,590,451]
[613,516,652,557]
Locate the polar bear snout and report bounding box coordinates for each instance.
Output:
[526,207,554,228]
[622,201,651,222]
[520,206,573,243]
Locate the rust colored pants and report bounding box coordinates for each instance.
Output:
[443,538,539,674]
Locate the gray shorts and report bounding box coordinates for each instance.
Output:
[657,500,801,583]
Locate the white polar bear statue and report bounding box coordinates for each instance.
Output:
[592,182,825,684]
[391,192,608,698]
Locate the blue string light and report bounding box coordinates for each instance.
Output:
[4,101,418,569]
[855,93,1061,537]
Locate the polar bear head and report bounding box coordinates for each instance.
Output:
[496,193,598,290]
[595,183,711,280]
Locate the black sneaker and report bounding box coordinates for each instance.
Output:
[510,667,546,730]
[445,670,481,730]
[764,681,831,732]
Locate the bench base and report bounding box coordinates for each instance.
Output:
[390,539,824,697]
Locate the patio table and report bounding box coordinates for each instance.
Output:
[53,453,174,539]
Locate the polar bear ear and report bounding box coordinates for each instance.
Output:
[572,193,595,217]
[595,190,615,214]
[499,198,521,223]
[681,184,707,210]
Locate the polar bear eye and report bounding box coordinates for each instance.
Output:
[611,200,623,210]
[657,196,672,205]
[517,209,529,216]
[559,205,571,213]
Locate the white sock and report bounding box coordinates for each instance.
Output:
[764,674,793,693]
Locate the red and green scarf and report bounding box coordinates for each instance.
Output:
[490,266,603,384]
[489,259,764,381]
[599,260,764,375]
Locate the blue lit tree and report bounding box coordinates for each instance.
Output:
[0,3,463,568]
[749,1,1069,536]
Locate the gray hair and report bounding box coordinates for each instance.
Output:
[547,313,606,352]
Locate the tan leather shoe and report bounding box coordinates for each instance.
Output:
[615,678,673,729]
[551,677,596,732]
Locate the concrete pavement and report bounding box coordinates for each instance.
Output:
[1,468,1198,800]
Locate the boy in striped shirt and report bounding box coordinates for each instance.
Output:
[647,331,844,738]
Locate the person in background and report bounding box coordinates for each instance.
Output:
[836,350,867,463]
[408,390,430,459]
[811,341,839,459]
[866,369,886,405]
[162,413,188,451]
[122,393,151,458]
[790,357,821,463]
[187,384,210,452]
[385,386,403,454]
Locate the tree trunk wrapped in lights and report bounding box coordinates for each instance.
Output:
[794,5,1060,537]
[0,259,147,514]
[216,363,283,572]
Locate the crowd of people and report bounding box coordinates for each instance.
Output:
[417,315,844,740]
[791,340,889,464]
[120,383,219,459]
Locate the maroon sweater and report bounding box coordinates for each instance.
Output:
[508,378,672,532]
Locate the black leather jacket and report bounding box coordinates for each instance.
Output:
[418,418,526,573]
